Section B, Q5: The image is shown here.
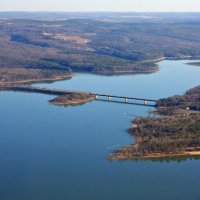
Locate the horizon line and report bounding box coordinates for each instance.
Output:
[0,11,200,13]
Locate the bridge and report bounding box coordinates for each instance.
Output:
[0,85,158,106]
[92,93,157,105]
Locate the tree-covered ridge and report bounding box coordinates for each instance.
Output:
[1,14,200,79]
[157,86,200,111]
[0,68,71,84]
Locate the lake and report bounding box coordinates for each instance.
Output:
[0,60,200,200]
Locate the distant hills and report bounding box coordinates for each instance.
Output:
[0,12,200,82]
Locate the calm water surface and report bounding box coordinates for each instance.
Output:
[0,60,200,200]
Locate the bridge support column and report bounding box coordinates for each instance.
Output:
[108,96,111,101]
[95,95,98,100]
[125,98,128,103]
[144,100,148,105]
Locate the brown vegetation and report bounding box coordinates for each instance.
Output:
[51,34,91,44]
[49,93,95,106]
[0,68,71,84]
[109,85,200,160]
[1,14,200,80]
[157,85,200,111]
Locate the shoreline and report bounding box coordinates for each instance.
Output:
[0,57,199,86]
[49,95,95,106]
[0,74,72,86]
[141,56,166,63]
[1,59,200,160]
[108,149,200,160]
[72,56,200,76]
[109,84,200,161]
[0,85,96,106]
[92,68,159,75]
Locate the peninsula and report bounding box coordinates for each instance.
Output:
[49,93,95,106]
[0,84,96,106]
[109,85,200,160]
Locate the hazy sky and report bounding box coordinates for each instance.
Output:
[1,0,200,12]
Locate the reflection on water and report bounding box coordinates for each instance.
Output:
[0,60,200,200]
[116,155,200,163]
[95,99,156,107]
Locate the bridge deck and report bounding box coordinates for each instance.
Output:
[92,93,157,102]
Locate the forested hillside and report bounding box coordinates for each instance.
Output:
[1,13,200,82]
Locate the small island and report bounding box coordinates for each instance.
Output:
[108,85,200,160]
[49,93,95,106]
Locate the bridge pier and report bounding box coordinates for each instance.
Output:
[95,95,98,100]
[125,98,128,103]
[108,96,111,101]
[144,100,148,105]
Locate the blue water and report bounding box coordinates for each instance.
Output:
[36,60,200,99]
[0,60,200,200]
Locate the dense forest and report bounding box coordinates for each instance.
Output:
[0,68,71,83]
[109,85,200,160]
[1,12,200,82]
[157,85,200,111]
